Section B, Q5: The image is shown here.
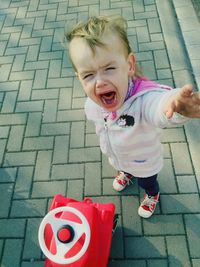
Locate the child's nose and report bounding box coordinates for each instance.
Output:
[96,76,106,88]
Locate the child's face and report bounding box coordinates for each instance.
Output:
[69,31,136,112]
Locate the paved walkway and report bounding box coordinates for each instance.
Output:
[0,0,200,266]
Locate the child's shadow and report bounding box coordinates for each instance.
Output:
[108,194,200,266]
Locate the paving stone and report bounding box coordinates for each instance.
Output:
[48,59,62,78]
[161,127,186,142]
[72,78,85,98]
[67,179,84,200]
[16,100,44,112]
[140,60,157,80]
[166,236,191,267]
[12,54,26,71]
[58,87,73,109]
[192,259,200,267]
[134,11,157,20]
[7,125,25,151]
[109,215,124,259]
[47,78,72,88]
[1,239,23,267]
[32,180,67,197]
[14,166,34,199]
[40,36,53,52]
[102,154,116,178]
[147,17,161,33]
[0,167,17,182]
[53,135,69,164]
[10,199,47,217]
[0,183,13,217]
[173,69,194,88]
[0,219,26,238]
[39,51,63,60]
[42,99,57,122]
[191,59,200,76]
[33,69,48,89]
[158,159,177,193]
[128,35,138,53]
[176,175,198,193]
[0,126,9,138]
[23,136,54,150]
[0,139,6,165]
[157,68,172,79]
[184,120,200,190]
[51,163,84,180]
[34,150,52,181]
[186,45,200,62]
[24,60,49,71]
[161,194,200,214]
[154,49,170,69]
[170,143,193,175]
[0,114,27,125]
[0,239,3,262]
[3,152,36,167]
[108,260,146,267]
[122,7,134,20]
[0,81,19,92]
[85,162,101,196]
[136,26,150,43]
[70,121,85,148]
[156,0,190,71]
[150,33,163,41]
[143,214,185,235]
[133,0,145,12]
[25,112,42,137]
[41,122,70,136]
[32,88,59,100]
[125,236,166,258]
[18,80,33,101]
[175,4,197,20]
[122,196,142,236]
[23,218,42,259]
[85,133,99,147]
[184,214,200,258]
[0,64,12,82]
[69,147,101,162]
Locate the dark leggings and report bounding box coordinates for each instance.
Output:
[137,174,159,196]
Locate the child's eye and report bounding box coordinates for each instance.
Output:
[106,67,115,71]
[83,73,93,80]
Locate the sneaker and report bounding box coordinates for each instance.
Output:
[113,171,133,191]
[138,193,160,218]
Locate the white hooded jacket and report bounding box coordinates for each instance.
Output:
[85,80,188,178]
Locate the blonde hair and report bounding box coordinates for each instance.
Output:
[65,16,143,77]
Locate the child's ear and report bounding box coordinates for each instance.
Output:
[75,72,79,79]
[127,53,136,77]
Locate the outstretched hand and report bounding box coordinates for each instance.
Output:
[164,84,200,119]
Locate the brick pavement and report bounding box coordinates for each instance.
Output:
[0,0,200,266]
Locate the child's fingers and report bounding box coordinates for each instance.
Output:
[180,84,193,97]
[165,107,174,119]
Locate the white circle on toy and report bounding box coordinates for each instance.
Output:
[38,206,91,264]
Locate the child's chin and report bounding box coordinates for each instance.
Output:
[100,100,121,112]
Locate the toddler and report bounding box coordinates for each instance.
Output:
[65,16,200,218]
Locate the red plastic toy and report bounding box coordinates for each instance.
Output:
[38,194,116,267]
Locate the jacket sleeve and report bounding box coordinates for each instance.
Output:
[141,88,189,128]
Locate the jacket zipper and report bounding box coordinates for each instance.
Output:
[104,117,121,170]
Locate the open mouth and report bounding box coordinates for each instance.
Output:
[100,91,117,106]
